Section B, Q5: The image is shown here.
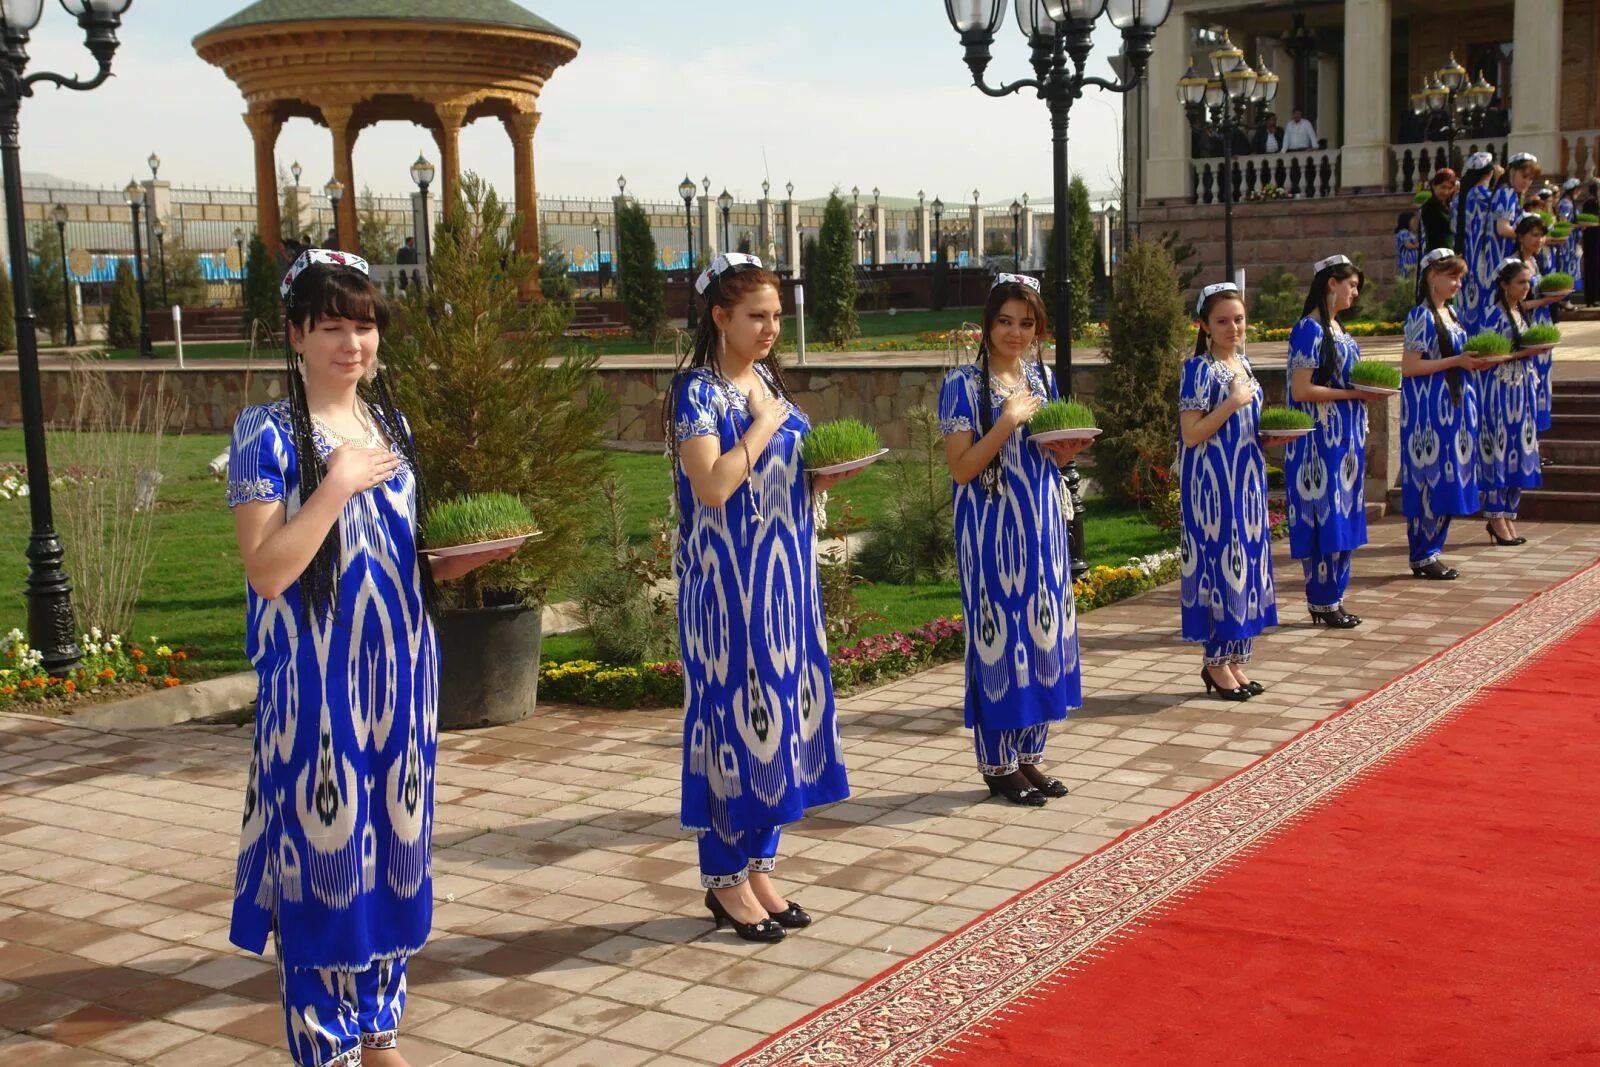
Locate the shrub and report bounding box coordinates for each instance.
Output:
[1349,361,1402,389]
[29,222,66,343]
[803,419,882,468]
[815,496,875,641]
[539,229,576,302]
[242,233,279,341]
[1538,272,1575,293]
[1520,324,1560,346]
[357,187,400,264]
[383,173,614,609]
[0,262,14,351]
[106,259,141,349]
[570,477,677,664]
[615,198,665,336]
[157,233,209,309]
[1251,269,1302,328]
[1259,406,1314,431]
[1028,399,1097,432]
[1093,240,1188,508]
[812,192,859,344]
[855,405,955,584]
[1462,331,1513,356]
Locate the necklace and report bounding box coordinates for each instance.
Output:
[311,404,381,449]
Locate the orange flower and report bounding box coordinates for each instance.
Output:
[0,685,14,695]
[131,650,144,660]
[162,677,180,688]
[136,664,148,675]
[62,680,75,693]
[175,651,188,661]
[98,668,115,680]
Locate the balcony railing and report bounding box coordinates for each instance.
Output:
[1189,149,1340,205]
[1561,130,1600,180]
[1388,140,1510,193]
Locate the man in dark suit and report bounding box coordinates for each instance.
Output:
[1251,114,1284,154]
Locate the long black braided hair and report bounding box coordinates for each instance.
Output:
[661,261,796,473]
[1454,160,1496,256]
[973,280,1053,497]
[1299,260,1364,386]
[282,263,435,623]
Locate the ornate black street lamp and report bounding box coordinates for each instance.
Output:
[1010,198,1022,269]
[932,195,944,262]
[1177,32,1278,280]
[50,203,74,346]
[324,177,344,249]
[679,174,697,328]
[3,0,134,675]
[1417,54,1494,174]
[717,188,732,253]
[785,180,795,268]
[409,152,435,267]
[122,177,153,359]
[232,226,244,305]
[146,149,158,180]
[152,219,168,306]
[946,0,1170,579]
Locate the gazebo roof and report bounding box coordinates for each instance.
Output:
[198,0,578,45]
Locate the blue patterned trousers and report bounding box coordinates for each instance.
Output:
[699,827,780,888]
[1483,486,1522,519]
[1203,638,1254,666]
[1408,515,1452,566]
[1302,551,1354,612]
[278,945,405,1067]
[974,721,1049,775]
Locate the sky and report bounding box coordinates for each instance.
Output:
[25,0,1132,206]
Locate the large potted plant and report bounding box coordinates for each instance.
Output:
[384,173,613,728]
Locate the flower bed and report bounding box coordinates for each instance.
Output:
[0,463,93,502]
[0,628,187,710]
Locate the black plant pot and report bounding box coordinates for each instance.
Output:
[436,602,542,729]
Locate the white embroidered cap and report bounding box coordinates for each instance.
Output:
[1464,151,1493,172]
[280,248,370,298]
[1517,211,1547,226]
[694,252,764,295]
[1496,256,1527,275]
[1313,254,1352,273]
[992,272,1041,292]
[1507,152,1539,168]
[1563,178,1583,192]
[1194,281,1240,316]
[1419,247,1459,269]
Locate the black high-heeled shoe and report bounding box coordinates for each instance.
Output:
[1018,763,1070,798]
[766,901,812,929]
[1309,608,1362,629]
[1236,679,1267,696]
[705,889,786,942]
[1485,522,1525,547]
[982,772,1047,807]
[1411,560,1459,580]
[1200,667,1252,701]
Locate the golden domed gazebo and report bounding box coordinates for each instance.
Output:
[194,0,579,261]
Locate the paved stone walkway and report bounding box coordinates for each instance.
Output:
[0,518,1595,1066]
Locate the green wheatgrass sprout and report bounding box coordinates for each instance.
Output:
[1537,210,1557,229]
[1348,361,1402,390]
[803,418,883,468]
[1462,332,1514,356]
[1549,223,1573,239]
[1520,324,1562,346]
[1258,407,1314,432]
[1578,213,1600,225]
[1028,399,1099,434]
[423,493,536,548]
[1413,189,1430,205]
[1538,272,1575,293]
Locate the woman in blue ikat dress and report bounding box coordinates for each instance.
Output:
[667,253,852,945]
[1179,283,1284,703]
[1555,177,1586,297]
[1283,255,1373,631]
[938,275,1094,809]
[1476,257,1545,546]
[1401,248,1493,581]
[1512,213,1564,433]
[227,252,514,1067]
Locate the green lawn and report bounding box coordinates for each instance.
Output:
[0,432,1169,678]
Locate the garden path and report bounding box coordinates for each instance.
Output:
[0,517,1596,1065]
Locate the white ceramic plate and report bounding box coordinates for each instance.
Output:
[423,532,538,559]
[1353,384,1400,397]
[1029,427,1104,444]
[807,448,890,477]
[1260,427,1314,440]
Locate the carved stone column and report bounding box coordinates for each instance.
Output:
[321,102,360,251]
[244,106,284,255]
[432,101,467,219]
[504,107,543,298]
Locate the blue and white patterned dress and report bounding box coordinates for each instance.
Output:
[1555,197,1583,288]
[1401,307,1480,520]
[1395,229,1419,279]
[936,362,1080,733]
[1475,302,1542,503]
[1284,317,1368,560]
[227,399,438,972]
[1178,353,1278,651]
[1461,183,1501,337]
[672,366,849,848]
[1525,254,1557,432]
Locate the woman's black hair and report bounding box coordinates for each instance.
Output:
[1415,256,1466,404]
[1494,258,1529,349]
[1193,287,1244,357]
[282,263,434,623]
[1396,210,1415,232]
[973,280,1052,496]
[1455,162,1495,255]
[1300,261,1365,386]
[1514,214,1547,240]
[661,262,795,473]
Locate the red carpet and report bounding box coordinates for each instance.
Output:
[733,564,1600,1066]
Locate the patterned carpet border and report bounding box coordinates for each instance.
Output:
[729,561,1600,1067]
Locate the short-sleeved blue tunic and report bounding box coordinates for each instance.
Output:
[227,399,438,971]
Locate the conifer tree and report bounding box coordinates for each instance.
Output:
[812,192,858,344]
[242,233,279,339]
[615,199,665,337]
[0,264,15,351]
[106,259,141,350]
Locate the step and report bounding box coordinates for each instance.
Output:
[1518,489,1600,522]
[1542,439,1600,466]
[1532,464,1600,494]
[1543,414,1600,442]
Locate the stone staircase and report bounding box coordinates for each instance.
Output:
[1523,379,1600,522]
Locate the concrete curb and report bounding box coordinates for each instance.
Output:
[45,671,259,731]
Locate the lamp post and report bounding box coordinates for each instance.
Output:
[946,0,1169,580]
[152,219,168,306]
[1177,32,1278,280]
[678,174,697,328]
[717,188,732,253]
[50,203,74,346]
[232,226,244,305]
[324,177,344,248]
[3,0,134,675]
[785,180,795,268]
[409,152,435,268]
[122,178,153,359]
[1010,198,1022,270]
[932,195,944,263]
[146,149,158,180]
[1417,55,1494,173]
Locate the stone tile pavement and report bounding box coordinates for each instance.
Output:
[0,517,1595,1066]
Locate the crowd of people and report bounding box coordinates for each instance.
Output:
[222,149,1579,1054]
